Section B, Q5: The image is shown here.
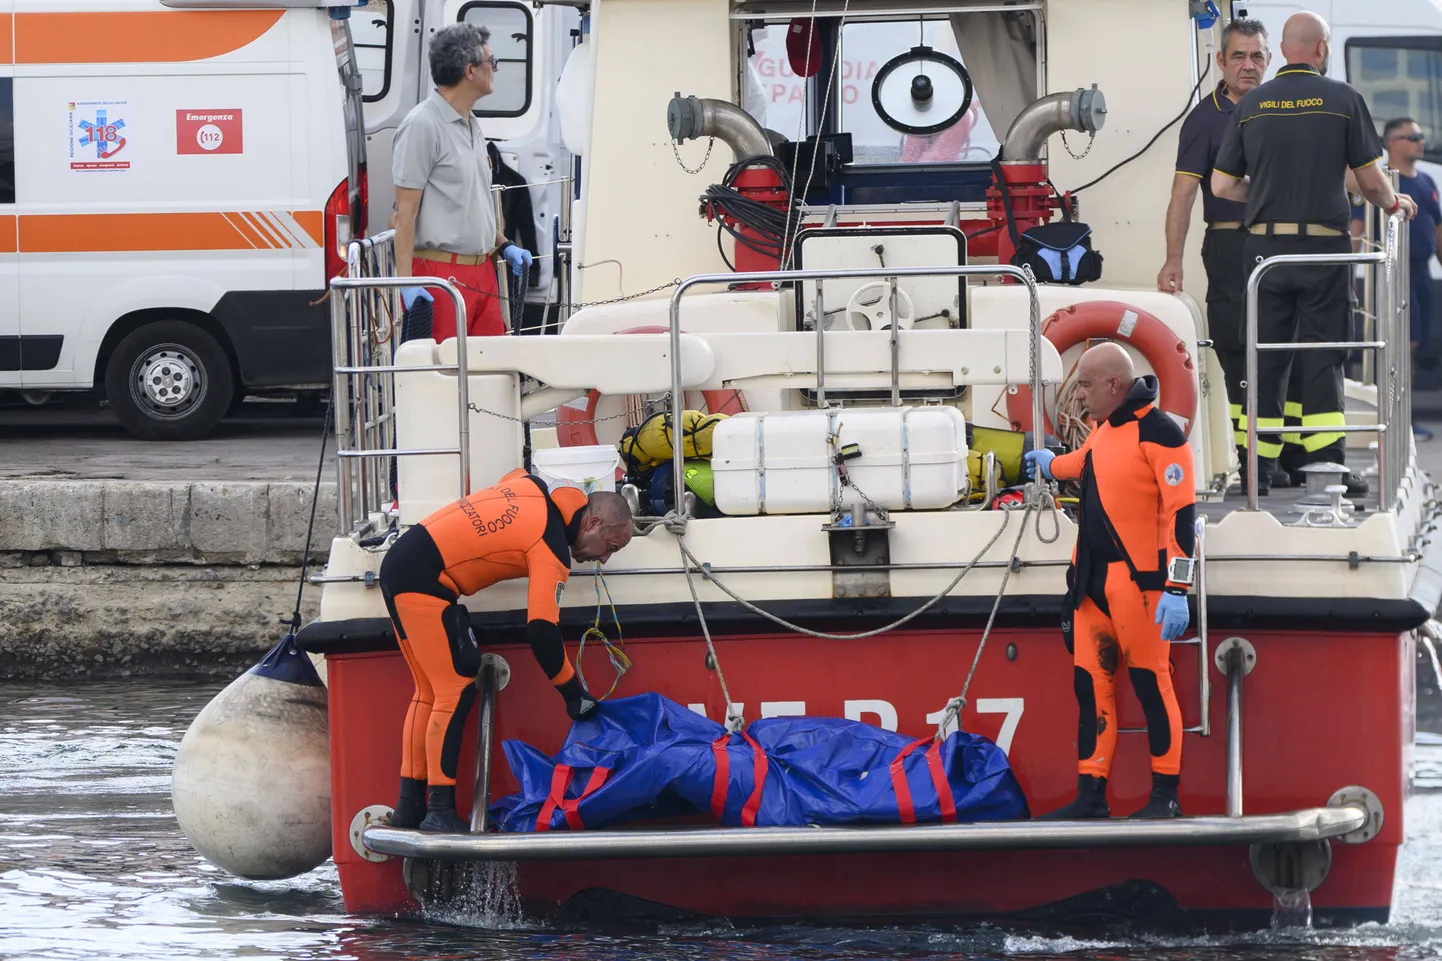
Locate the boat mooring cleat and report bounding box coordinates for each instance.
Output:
[1128,773,1183,819]
[1037,774,1111,820]
[418,786,471,834]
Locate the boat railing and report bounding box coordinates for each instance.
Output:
[329,231,474,533]
[665,263,1046,515]
[1242,173,1409,511]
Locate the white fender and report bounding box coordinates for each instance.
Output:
[171,638,331,879]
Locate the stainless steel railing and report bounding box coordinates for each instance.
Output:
[666,264,1045,513]
[330,232,474,533]
[1243,208,1407,510]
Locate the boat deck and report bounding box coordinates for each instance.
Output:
[1194,445,1381,525]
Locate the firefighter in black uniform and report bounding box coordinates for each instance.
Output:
[1212,11,1415,495]
[1159,17,1270,487]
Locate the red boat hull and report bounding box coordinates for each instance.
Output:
[326,626,1411,923]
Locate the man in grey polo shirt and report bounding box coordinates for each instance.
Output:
[392,23,532,340]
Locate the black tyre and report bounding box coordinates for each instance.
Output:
[104,320,235,441]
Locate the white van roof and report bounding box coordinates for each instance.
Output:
[159,0,360,8]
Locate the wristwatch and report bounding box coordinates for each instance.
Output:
[1167,556,1196,586]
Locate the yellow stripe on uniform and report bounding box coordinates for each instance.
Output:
[1301,412,1347,452]
[1250,417,1286,458]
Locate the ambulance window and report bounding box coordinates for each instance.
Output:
[352,0,393,103]
[1346,38,1442,165]
[460,1,533,118]
[0,79,11,204]
[835,13,1036,166]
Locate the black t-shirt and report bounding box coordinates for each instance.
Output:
[1175,83,1248,223]
[1213,64,1383,230]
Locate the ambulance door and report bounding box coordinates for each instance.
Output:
[444,0,575,326]
[0,4,17,390]
[356,0,405,235]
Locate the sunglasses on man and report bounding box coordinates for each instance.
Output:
[1394,132,1426,143]
[476,54,500,71]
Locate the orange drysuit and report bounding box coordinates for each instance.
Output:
[1049,376,1196,780]
[378,469,587,788]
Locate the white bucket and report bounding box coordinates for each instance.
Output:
[531,445,621,495]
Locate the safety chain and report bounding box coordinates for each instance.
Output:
[443,272,683,315]
[565,279,683,313]
[466,402,634,426]
[1060,130,1095,161]
[671,136,716,175]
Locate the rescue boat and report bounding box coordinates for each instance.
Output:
[281,0,1437,928]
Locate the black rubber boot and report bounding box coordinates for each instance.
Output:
[418,785,470,833]
[1342,470,1370,497]
[1129,772,1183,819]
[1037,775,1110,819]
[1235,454,1271,497]
[388,777,427,829]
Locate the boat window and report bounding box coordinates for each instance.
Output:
[835,13,1037,166]
[1346,38,1442,165]
[744,23,810,141]
[459,1,534,118]
[352,0,393,103]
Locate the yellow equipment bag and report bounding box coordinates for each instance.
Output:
[967,425,1028,493]
[619,410,728,469]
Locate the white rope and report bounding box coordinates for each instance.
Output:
[780,0,851,270]
[667,499,1026,643]
[665,511,744,732]
[932,488,1038,741]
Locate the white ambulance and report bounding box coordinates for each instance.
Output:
[2,0,365,439]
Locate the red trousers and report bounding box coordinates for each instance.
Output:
[411,256,506,340]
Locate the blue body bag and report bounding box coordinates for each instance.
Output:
[490,693,1030,833]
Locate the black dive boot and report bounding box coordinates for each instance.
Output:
[1037,775,1110,819]
[1128,772,1183,819]
[388,777,427,829]
[418,785,470,833]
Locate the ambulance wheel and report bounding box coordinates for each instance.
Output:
[105,321,235,441]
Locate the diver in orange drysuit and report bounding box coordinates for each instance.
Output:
[378,469,633,832]
[1024,343,1195,819]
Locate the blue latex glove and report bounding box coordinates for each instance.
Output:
[501,243,533,276]
[1155,591,1190,642]
[400,287,432,310]
[1022,449,1056,481]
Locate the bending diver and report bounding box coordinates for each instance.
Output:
[379,469,633,832]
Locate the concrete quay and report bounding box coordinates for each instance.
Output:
[0,406,339,680]
[0,480,338,566]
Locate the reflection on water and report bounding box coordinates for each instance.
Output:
[2,679,1442,961]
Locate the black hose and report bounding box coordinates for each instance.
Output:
[1069,64,1208,196]
[702,155,803,265]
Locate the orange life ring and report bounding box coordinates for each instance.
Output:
[1005,301,1198,436]
[555,326,745,447]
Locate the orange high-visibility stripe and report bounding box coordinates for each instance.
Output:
[17,211,322,253]
[292,210,324,246]
[16,10,283,65]
[220,212,266,249]
[0,14,13,66]
[238,211,286,249]
[0,216,15,254]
